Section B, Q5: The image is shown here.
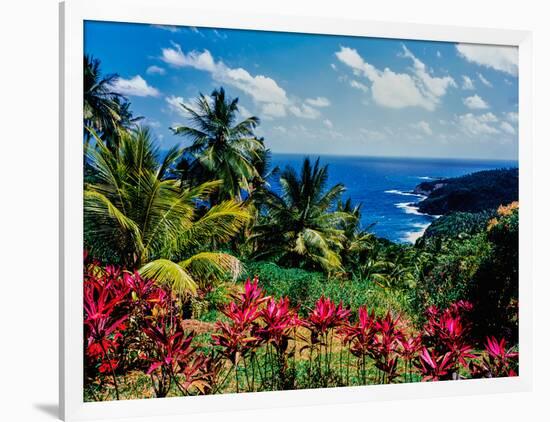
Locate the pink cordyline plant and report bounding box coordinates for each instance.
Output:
[339,306,378,384]
[397,321,422,382]
[212,277,268,392]
[304,297,350,387]
[417,347,455,381]
[370,311,404,383]
[421,301,476,379]
[308,296,351,334]
[236,276,269,309]
[83,269,130,400]
[258,297,299,352]
[256,297,301,390]
[143,316,208,397]
[469,336,518,378]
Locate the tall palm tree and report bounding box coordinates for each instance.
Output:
[170,87,265,202]
[84,127,252,295]
[251,157,350,272]
[83,55,141,150]
[336,198,376,273]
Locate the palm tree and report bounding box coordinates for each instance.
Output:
[336,198,376,273]
[83,55,141,150]
[170,87,265,202]
[84,127,252,295]
[251,157,350,272]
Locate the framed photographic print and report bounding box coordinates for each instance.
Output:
[60,0,533,420]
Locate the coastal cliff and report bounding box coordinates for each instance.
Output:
[413,168,519,216]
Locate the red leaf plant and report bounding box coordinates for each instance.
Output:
[421,301,476,380]
[416,347,455,381]
[211,277,267,392]
[308,296,351,335]
[370,311,404,384]
[143,315,208,397]
[397,322,422,383]
[469,336,519,378]
[257,297,299,352]
[339,306,377,384]
[83,267,130,400]
[304,296,350,387]
[256,297,301,390]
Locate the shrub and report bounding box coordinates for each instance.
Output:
[243,261,325,310]
[244,261,411,317]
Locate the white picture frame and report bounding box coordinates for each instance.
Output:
[60,0,533,420]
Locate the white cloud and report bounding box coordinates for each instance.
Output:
[289,104,321,119]
[146,65,166,75]
[273,125,287,134]
[261,103,287,118]
[143,118,161,128]
[165,95,196,116]
[110,75,160,97]
[500,121,516,135]
[212,29,228,40]
[360,128,387,141]
[463,94,489,110]
[327,129,344,140]
[305,97,331,107]
[461,75,475,90]
[436,51,442,58]
[505,111,519,123]
[152,25,181,33]
[456,44,518,76]
[477,73,493,87]
[161,43,217,71]
[411,121,433,136]
[458,112,500,136]
[401,45,457,99]
[479,112,498,123]
[161,43,322,120]
[323,119,333,129]
[237,105,253,119]
[335,45,455,110]
[330,63,337,70]
[349,79,369,93]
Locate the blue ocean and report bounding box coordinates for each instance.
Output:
[269,154,518,244]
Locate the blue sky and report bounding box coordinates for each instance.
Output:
[84,21,519,160]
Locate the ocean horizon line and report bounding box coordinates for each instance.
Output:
[268,151,519,163]
[156,146,518,164]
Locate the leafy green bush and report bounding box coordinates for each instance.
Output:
[411,233,490,320]
[243,261,411,318]
[243,261,325,309]
[468,204,519,342]
[421,210,494,240]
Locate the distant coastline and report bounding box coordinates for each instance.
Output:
[270,154,517,244]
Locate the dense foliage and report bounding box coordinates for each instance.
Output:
[421,210,494,240]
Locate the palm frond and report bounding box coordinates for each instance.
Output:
[139,259,198,296]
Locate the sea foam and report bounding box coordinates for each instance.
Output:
[401,222,431,243]
[384,189,426,198]
[395,202,425,216]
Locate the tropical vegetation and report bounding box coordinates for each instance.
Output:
[83,56,520,400]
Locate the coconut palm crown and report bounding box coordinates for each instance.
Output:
[170,87,265,202]
[252,157,351,272]
[84,127,252,295]
[83,55,141,150]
